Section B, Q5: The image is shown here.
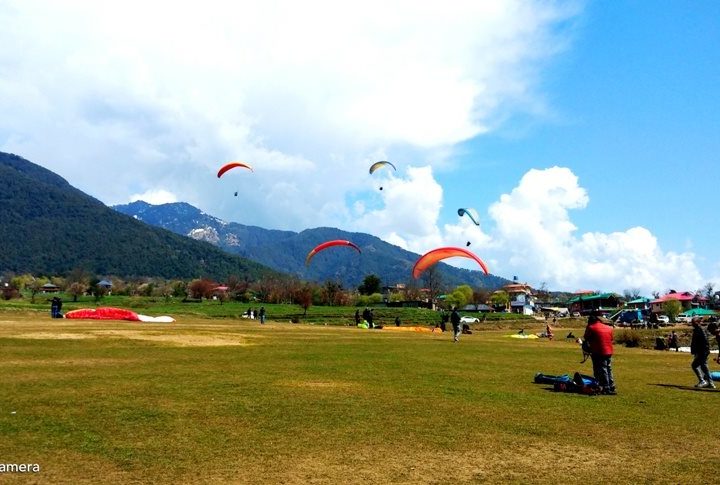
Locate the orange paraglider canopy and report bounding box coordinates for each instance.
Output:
[217,161,253,178]
[412,247,489,279]
[305,240,361,266]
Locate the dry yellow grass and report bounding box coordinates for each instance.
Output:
[0,311,716,484]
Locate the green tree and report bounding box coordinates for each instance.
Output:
[444,285,473,309]
[455,285,473,304]
[358,274,382,295]
[368,293,384,304]
[28,277,46,303]
[662,299,683,322]
[490,290,510,311]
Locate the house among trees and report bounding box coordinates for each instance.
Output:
[381,283,405,301]
[40,282,60,293]
[650,290,707,314]
[212,285,229,299]
[462,303,493,313]
[567,292,622,316]
[97,279,113,295]
[503,282,536,315]
[625,297,651,310]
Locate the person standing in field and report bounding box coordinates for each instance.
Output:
[707,322,720,364]
[583,314,617,395]
[394,316,401,327]
[354,309,361,326]
[667,330,680,352]
[691,319,714,388]
[259,306,266,324]
[451,307,461,343]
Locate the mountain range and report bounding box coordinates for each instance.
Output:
[113,200,510,289]
[0,152,278,281]
[1,150,509,290]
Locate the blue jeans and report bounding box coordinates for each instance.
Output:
[591,355,615,391]
[691,352,711,383]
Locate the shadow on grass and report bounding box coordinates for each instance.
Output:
[652,383,720,392]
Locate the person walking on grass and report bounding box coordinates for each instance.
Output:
[259,306,266,325]
[691,318,714,388]
[451,307,461,343]
[583,314,617,395]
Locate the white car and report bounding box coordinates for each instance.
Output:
[674,314,691,324]
[460,316,480,324]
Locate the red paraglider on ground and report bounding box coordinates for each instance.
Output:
[305,240,361,266]
[65,307,141,321]
[64,307,175,323]
[412,247,489,279]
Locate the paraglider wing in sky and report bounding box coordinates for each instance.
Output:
[457,208,480,226]
[368,161,397,174]
[217,161,254,178]
[412,247,489,279]
[305,240,362,266]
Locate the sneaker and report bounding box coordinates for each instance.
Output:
[702,381,716,389]
[695,381,708,388]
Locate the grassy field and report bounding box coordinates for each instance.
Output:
[0,310,715,484]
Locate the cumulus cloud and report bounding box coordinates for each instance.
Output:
[0,0,578,232]
[355,164,710,294]
[10,1,709,293]
[355,165,445,251]
[483,167,707,294]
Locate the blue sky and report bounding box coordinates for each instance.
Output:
[1,1,718,294]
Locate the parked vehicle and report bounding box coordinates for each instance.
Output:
[674,314,692,324]
[460,316,480,324]
[657,315,670,325]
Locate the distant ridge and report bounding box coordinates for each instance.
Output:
[114,200,511,289]
[0,151,280,281]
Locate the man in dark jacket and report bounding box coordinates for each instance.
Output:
[450,307,461,342]
[583,314,616,395]
[690,319,714,388]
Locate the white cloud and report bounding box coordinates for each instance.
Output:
[483,167,708,294]
[129,189,178,205]
[354,165,445,251]
[0,0,578,232]
[13,1,712,293]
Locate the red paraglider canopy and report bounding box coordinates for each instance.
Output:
[65,307,140,321]
[305,240,361,266]
[217,161,253,178]
[412,247,489,279]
